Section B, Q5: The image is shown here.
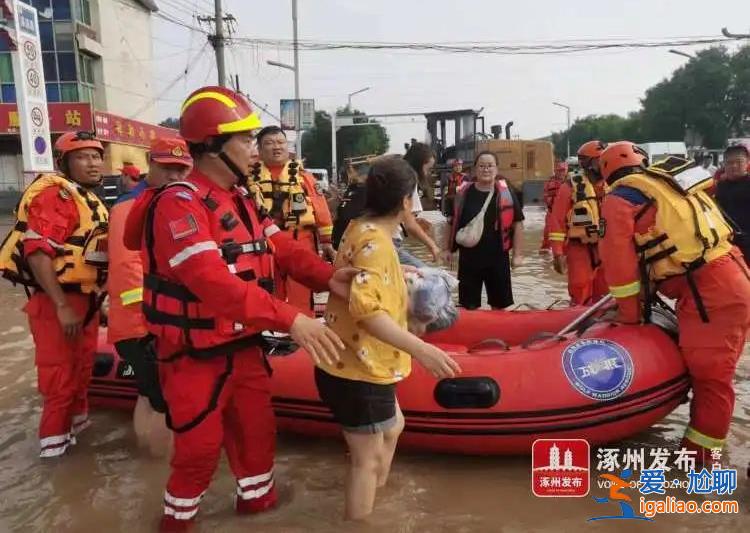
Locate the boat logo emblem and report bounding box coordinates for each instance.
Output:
[562,339,634,401]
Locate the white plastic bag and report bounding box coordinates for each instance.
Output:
[404,267,459,332]
[454,189,494,248]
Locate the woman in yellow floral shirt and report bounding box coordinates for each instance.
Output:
[316,156,461,521]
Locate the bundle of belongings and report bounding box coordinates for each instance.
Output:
[404,267,459,334]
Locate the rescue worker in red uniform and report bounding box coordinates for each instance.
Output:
[443,158,466,217]
[549,141,608,305]
[250,126,336,316]
[0,131,109,458]
[107,137,192,455]
[598,141,750,465]
[124,86,356,531]
[540,160,568,252]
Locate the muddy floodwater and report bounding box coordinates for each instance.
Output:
[0,209,747,532]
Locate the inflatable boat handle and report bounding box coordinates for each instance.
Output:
[468,338,510,352]
[520,331,567,349]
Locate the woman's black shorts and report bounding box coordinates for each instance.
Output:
[314,367,398,434]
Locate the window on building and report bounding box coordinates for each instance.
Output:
[75,0,92,26]
[52,0,72,21]
[0,54,13,83]
[79,54,95,84]
[46,83,60,102]
[42,52,58,81]
[78,83,93,104]
[39,20,54,51]
[54,23,74,52]
[57,52,76,81]
[31,0,52,12]
[1,84,16,103]
[60,82,78,102]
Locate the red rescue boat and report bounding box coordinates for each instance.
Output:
[89,306,689,455]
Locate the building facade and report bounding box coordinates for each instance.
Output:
[0,0,162,208]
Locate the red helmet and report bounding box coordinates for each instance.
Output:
[599,141,649,181]
[180,86,262,144]
[54,131,104,165]
[577,140,607,162]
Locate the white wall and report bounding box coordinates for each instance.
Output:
[94,0,156,123]
[0,153,22,192]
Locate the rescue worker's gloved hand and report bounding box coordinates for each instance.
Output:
[553,255,567,275]
[328,267,359,300]
[290,313,345,366]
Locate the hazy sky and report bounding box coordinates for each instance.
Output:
[151,0,749,152]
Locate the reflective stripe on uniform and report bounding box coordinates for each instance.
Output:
[318,225,333,236]
[237,469,273,488]
[684,427,725,450]
[163,506,199,521]
[236,479,274,501]
[23,229,65,251]
[164,490,205,508]
[120,287,144,306]
[549,232,566,242]
[168,241,218,268]
[609,280,641,298]
[39,433,71,458]
[263,225,281,238]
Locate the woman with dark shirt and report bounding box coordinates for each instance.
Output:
[445,151,524,309]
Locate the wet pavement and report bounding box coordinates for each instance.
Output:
[0,210,747,532]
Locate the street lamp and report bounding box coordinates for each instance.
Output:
[347,87,370,109]
[553,101,571,159]
[668,49,695,60]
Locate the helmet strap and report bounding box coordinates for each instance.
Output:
[218,151,249,187]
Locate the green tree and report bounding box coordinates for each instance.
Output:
[550,113,642,158]
[641,47,732,147]
[550,44,750,151]
[159,117,180,129]
[301,108,389,176]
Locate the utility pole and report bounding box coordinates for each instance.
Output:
[198,1,236,87]
[214,0,226,86]
[331,112,337,184]
[292,0,302,157]
[267,1,303,157]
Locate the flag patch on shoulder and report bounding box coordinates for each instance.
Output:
[169,214,198,240]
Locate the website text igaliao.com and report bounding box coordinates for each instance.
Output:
[595,477,739,518]
[639,497,739,518]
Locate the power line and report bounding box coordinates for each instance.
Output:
[228,34,741,56]
[128,42,211,119]
[160,0,209,13]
